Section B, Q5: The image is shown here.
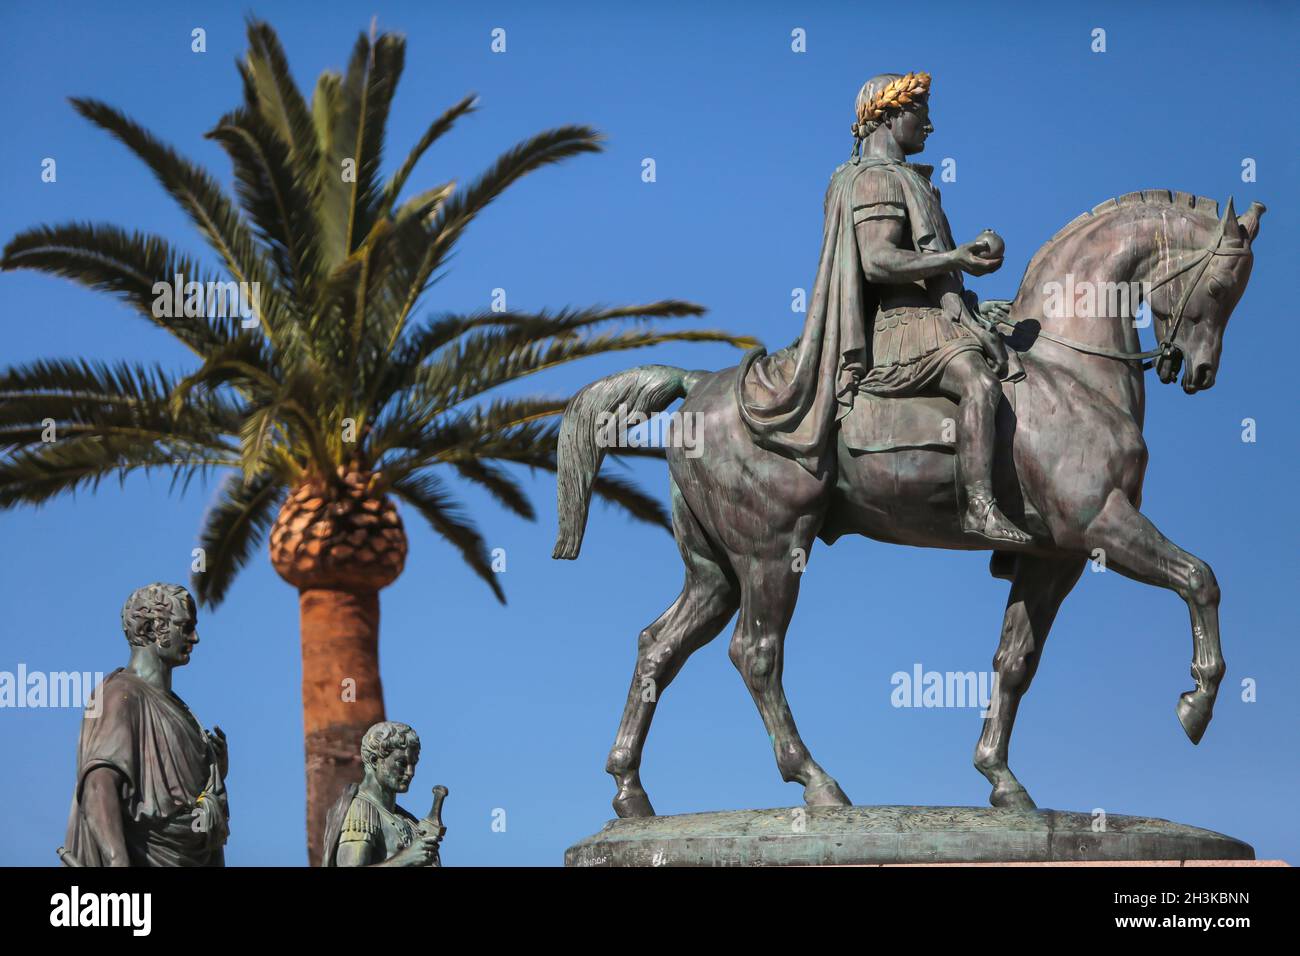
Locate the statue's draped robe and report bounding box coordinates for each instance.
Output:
[320,783,358,866]
[64,669,228,866]
[736,157,962,474]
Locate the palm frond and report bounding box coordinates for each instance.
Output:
[243,20,321,173]
[206,105,321,307]
[389,471,505,603]
[1,21,745,613]
[0,433,233,508]
[309,70,343,167]
[1,223,240,355]
[378,93,477,217]
[347,32,405,253]
[0,358,241,454]
[238,401,287,480]
[588,472,672,533]
[192,471,283,606]
[314,30,405,268]
[486,447,672,534]
[443,300,708,338]
[450,459,535,520]
[410,326,757,416]
[371,395,566,466]
[67,97,298,348]
[387,125,604,344]
[392,182,455,228]
[167,334,280,415]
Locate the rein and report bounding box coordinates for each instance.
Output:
[991,238,1249,370]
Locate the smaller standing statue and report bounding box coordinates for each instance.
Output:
[60,583,230,866]
[321,721,448,867]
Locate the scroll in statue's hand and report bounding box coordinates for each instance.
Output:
[208,725,228,779]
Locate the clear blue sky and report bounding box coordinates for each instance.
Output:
[1,0,1295,866]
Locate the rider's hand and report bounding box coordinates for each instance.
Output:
[952,241,1003,276]
[978,299,1013,325]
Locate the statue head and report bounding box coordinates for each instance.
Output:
[121,583,199,668]
[853,72,932,156]
[361,721,420,794]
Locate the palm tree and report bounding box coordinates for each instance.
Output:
[0,20,753,862]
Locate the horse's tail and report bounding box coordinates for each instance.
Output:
[553,364,703,560]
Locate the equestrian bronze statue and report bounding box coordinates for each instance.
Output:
[552,72,1265,818]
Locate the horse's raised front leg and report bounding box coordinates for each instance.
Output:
[728,536,851,808]
[1085,490,1225,744]
[606,484,739,818]
[974,555,1084,809]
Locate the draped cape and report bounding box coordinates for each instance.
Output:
[735,157,957,474]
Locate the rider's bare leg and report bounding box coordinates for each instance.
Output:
[938,350,1030,545]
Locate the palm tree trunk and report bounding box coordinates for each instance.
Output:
[299,587,385,865]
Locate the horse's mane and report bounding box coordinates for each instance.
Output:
[1024,190,1223,280]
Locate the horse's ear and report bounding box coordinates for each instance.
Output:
[1219,196,1236,232]
[1238,201,1266,242]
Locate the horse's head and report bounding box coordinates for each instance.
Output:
[1149,198,1263,393]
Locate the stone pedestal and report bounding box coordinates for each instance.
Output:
[564,806,1256,867]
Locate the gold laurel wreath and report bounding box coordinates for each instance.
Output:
[853,71,931,138]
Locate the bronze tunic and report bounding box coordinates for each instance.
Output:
[737,156,986,472]
[853,163,981,395]
[338,792,419,860]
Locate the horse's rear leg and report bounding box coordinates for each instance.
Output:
[729,540,851,808]
[606,483,738,818]
[974,555,1084,809]
[1085,490,1225,744]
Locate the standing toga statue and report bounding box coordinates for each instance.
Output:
[60,583,230,866]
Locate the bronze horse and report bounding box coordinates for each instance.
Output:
[554,191,1264,817]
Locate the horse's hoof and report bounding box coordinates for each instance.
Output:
[613,788,655,818]
[1176,692,1214,745]
[989,785,1036,810]
[804,779,852,807]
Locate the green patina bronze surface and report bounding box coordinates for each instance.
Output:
[564,806,1254,867]
[553,70,1266,825]
[60,584,229,867]
[319,721,448,867]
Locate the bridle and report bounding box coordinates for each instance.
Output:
[991,226,1250,371]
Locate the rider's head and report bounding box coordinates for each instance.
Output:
[853,72,933,155]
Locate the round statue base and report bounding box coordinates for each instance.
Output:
[563,806,1255,867]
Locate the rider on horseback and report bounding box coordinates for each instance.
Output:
[849,72,1029,545]
[737,71,1029,544]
